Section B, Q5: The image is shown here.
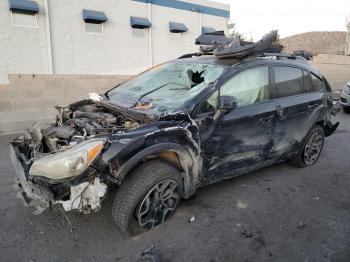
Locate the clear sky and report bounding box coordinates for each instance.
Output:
[217,0,350,40]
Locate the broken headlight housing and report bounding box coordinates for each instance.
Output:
[29,139,105,180]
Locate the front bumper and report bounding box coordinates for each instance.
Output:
[10,144,108,214]
[10,144,54,212]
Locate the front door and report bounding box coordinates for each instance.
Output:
[200,66,275,184]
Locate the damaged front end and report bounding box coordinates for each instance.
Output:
[10,98,151,214]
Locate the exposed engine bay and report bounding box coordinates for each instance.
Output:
[11,98,152,214]
[14,99,146,161]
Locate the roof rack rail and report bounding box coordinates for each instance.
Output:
[253,52,308,63]
[257,52,306,60]
[178,50,213,59]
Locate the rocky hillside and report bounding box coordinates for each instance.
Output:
[279,31,346,55]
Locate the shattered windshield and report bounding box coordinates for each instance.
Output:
[108,61,225,114]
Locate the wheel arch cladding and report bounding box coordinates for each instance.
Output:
[115,142,198,199]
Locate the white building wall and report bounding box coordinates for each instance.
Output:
[0,0,230,79]
[202,13,229,34]
[186,0,229,10]
[49,0,151,75]
[0,0,50,77]
[151,5,200,65]
[151,5,228,65]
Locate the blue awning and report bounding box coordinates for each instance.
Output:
[169,22,188,33]
[130,16,151,29]
[202,27,216,34]
[9,0,39,14]
[83,9,107,24]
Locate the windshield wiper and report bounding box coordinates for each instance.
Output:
[134,83,189,106]
[105,83,122,98]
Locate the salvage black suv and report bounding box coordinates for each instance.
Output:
[10,32,338,235]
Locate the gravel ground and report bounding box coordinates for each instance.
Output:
[1,112,350,262]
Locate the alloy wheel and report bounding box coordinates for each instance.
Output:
[303,132,324,165]
[136,179,180,229]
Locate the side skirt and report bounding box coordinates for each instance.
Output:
[200,159,277,187]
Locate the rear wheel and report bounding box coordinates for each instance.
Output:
[112,160,183,235]
[289,125,325,168]
[342,105,350,114]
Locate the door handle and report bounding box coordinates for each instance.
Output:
[259,115,274,125]
[308,103,319,109]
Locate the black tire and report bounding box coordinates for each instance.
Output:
[343,105,350,114]
[112,160,183,235]
[289,125,325,168]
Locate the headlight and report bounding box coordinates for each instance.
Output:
[29,139,105,180]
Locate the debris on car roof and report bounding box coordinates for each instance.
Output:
[214,30,278,58]
[194,30,281,59]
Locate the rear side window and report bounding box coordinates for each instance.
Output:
[273,66,304,98]
[303,70,313,93]
[310,73,325,92]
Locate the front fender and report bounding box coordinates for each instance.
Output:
[115,142,198,198]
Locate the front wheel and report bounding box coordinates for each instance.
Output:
[112,160,183,235]
[289,125,325,168]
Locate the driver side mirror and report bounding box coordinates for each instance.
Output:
[213,95,237,123]
[219,95,237,111]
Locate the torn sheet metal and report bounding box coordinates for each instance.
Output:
[57,178,107,213]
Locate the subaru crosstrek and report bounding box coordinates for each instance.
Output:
[10,52,338,235]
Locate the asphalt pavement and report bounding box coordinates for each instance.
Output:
[1,112,350,262]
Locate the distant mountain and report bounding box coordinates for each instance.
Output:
[279,31,347,55]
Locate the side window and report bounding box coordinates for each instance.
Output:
[198,91,219,114]
[303,70,313,93]
[220,66,269,107]
[273,66,304,98]
[310,73,325,92]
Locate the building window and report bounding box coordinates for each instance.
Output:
[82,9,107,34]
[11,11,37,28]
[85,22,103,34]
[170,32,182,41]
[132,28,146,39]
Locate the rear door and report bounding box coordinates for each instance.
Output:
[269,65,325,159]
